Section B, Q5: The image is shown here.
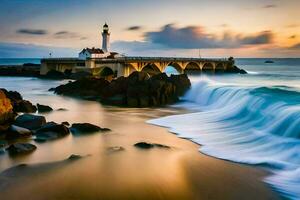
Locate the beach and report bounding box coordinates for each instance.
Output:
[0,76,280,200]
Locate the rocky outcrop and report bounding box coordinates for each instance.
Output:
[6,143,37,155]
[53,72,191,107]
[0,65,40,77]
[0,90,14,125]
[14,114,46,130]
[0,89,37,113]
[134,142,170,149]
[34,122,69,142]
[70,123,110,134]
[37,104,53,113]
[5,125,32,140]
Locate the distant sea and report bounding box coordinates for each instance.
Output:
[0,58,41,65]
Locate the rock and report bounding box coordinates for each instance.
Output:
[70,71,92,80]
[42,70,66,79]
[6,143,37,155]
[61,121,70,126]
[34,122,69,142]
[37,104,53,113]
[70,123,110,134]
[0,140,8,148]
[14,114,46,130]
[0,90,14,124]
[14,100,37,113]
[134,142,170,149]
[53,72,191,107]
[57,108,68,111]
[68,154,82,160]
[5,125,32,139]
[0,89,37,113]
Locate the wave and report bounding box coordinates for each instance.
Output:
[149,78,300,200]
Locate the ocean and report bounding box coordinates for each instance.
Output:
[0,58,300,199]
[149,58,300,200]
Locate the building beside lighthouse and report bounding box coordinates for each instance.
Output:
[41,23,123,77]
[78,23,120,59]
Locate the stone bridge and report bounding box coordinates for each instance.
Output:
[41,56,234,77]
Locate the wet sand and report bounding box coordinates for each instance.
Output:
[0,105,280,200]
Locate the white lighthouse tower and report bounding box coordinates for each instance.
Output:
[102,23,110,52]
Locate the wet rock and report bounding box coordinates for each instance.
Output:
[1,89,37,113]
[34,122,69,142]
[6,143,37,155]
[57,108,68,111]
[70,71,92,80]
[5,125,32,139]
[68,154,82,160]
[0,140,7,148]
[14,114,46,130]
[61,121,70,126]
[42,70,66,79]
[70,123,110,134]
[37,104,53,113]
[14,100,37,113]
[0,89,14,124]
[134,142,170,149]
[52,72,191,107]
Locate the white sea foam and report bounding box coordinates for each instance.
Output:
[149,77,300,200]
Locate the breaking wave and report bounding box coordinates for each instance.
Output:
[149,77,300,200]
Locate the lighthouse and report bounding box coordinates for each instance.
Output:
[102,23,110,52]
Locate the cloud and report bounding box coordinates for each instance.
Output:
[0,42,77,58]
[54,31,87,40]
[262,4,277,9]
[17,29,47,35]
[144,24,273,49]
[289,43,300,49]
[127,26,142,31]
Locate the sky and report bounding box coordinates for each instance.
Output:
[0,0,299,58]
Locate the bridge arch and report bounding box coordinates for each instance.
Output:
[215,63,225,73]
[164,62,183,75]
[124,63,138,77]
[202,63,214,73]
[141,63,162,75]
[184,62,201,74]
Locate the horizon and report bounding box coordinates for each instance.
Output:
[0,0,299,58]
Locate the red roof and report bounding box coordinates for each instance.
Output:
[80,48,105,54]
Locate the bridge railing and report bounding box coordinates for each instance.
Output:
[116,57,229,62]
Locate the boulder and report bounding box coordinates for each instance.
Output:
[5,125,32,139]
[34,122,69,142]
[14,114,46,130]
[1,89,37,113]
[53,72,191,107]
[43,70,66,79]
[0,89,14,124]
[70,71,92,80]
[61,121,70,126]
[70,123,110,134]
[14,100,37,113]
[134,142,170,149]
[37,104,53,113]
[6,143,37,155]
